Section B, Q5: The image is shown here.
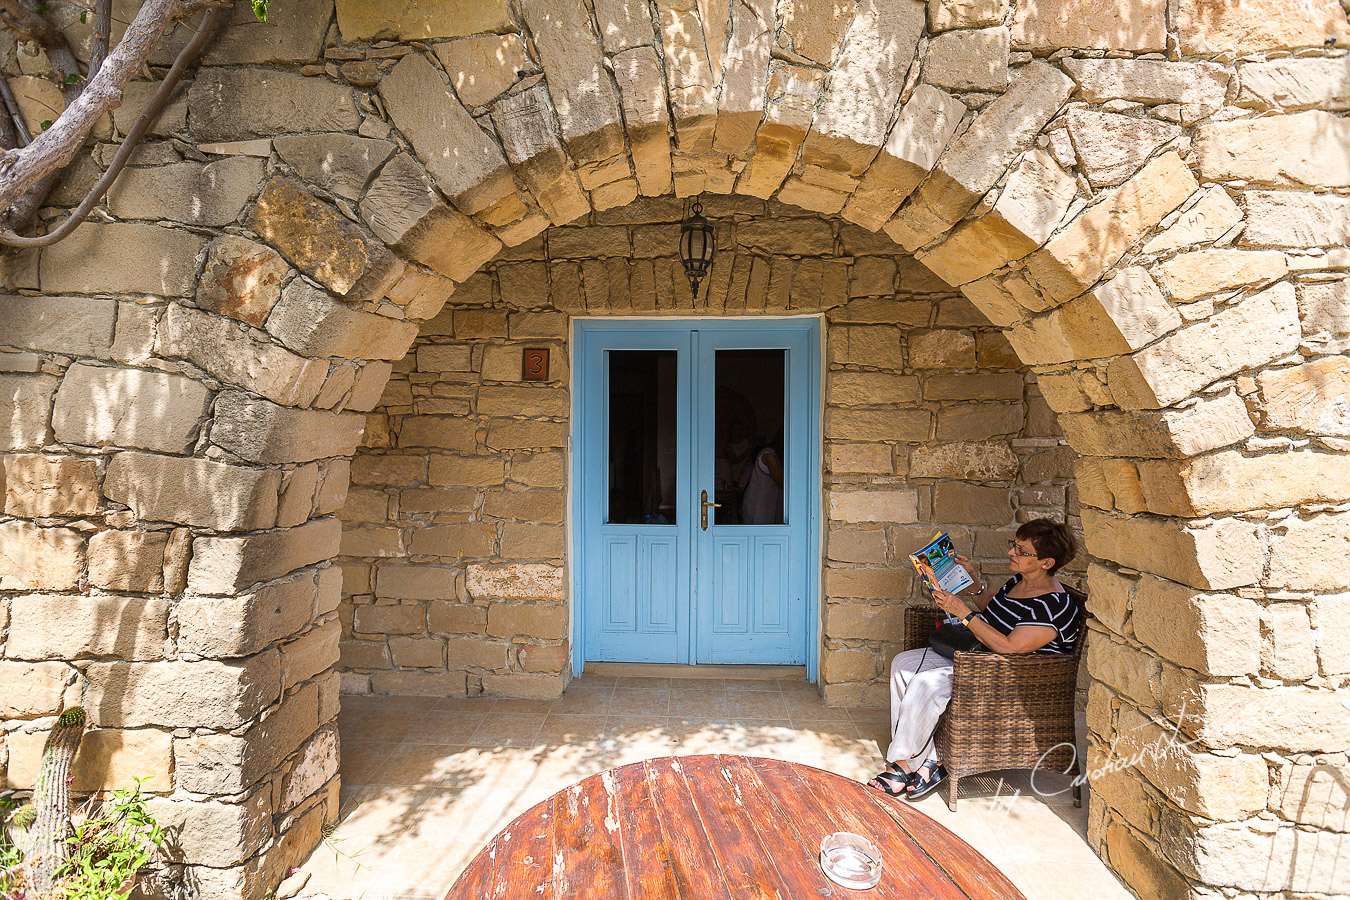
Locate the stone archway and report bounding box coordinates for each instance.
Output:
[337,197,1079,705]
[2,0,1348,897]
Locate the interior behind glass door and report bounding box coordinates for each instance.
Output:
[715,349,785,525]
[608,350,677,525]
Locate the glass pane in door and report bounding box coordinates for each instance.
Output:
[608,350,678,524]
[715,349,786,525]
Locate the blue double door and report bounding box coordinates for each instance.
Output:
[575,319,820,669]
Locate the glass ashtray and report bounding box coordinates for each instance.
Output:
[819,831,882,890]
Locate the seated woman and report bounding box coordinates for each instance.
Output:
[868,518,1079,800]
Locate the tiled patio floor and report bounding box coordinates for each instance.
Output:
[295,674,1134,899]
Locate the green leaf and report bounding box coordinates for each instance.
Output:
[251,0,270,21]
[65,72,80,84]
[40,120,52,130]
[79,9,86,22]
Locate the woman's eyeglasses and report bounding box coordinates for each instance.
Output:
[1008,540,1038,558]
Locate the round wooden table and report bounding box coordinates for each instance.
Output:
[444,754,1025,899]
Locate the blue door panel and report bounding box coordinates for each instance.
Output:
[640,534,678,632]
[693,324,813,666]
[712,537,748,631]
[754,537,788,632]
[574,319,820,674]
[600,534,637,633]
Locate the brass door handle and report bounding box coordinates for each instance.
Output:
[700,489,721,530]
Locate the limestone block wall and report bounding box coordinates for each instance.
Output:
[0,0,1347,897]
[334,200,1082,703]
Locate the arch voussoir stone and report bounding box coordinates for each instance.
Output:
[884,60,1075,251]
[777,0,927,214]
[842,83,967,231]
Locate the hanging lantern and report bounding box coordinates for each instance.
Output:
[679,200,715,299]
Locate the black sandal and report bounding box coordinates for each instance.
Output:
[903,762,947,801]
[868,765,915,797]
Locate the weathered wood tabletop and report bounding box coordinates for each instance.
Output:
[444,754,1025,899]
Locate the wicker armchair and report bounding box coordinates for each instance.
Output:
[902,588,1085,811]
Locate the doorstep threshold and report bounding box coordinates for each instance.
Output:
[583,663,809,681]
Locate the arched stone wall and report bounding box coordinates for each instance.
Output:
[335,199,1084,706]
[1,0,1348,897]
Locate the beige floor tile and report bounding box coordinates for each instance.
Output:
[337,707,429,743]
[489,698,554,715]
[830,753,886,784]
[367,743,497,787]
[670,677,726,692]
[430,746,546,789]
[847,706,890,727]
[1008,862,1134,900]
[371,839,485,899]
[334,783,440,843]
[901,795,1006,850]
[974,799,1100,867]
[783,696,853,722]
[547,688,612,716]
[298,835,396,896]
[465,713,547,748]
[535,713,609,743]
[795,719,861,741]
[608,689,671,717]
[435,696,498,713]
[408,784,537,846]
[995,768,1086,807]
[521,746,617,787]
[303,681,1124,900]
[724,691,789,719]
[562,677,617,694]
[673,719,797,755]
[343,695,441,713]
[403,712,488,745]
[615,676,670,690]
[740,720,814,753]
[725,678,784,693]
[601,718,683,760]
[339,741,399,784]
[338,780,363,809]
[669,691,731,717]
[852,713,891,735]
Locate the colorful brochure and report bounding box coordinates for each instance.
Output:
[909,532,975,594]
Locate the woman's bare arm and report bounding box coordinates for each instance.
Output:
[930,588,1058,655]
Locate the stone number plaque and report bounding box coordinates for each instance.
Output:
[522,348,549,381]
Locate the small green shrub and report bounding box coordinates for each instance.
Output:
[1,780,163,900]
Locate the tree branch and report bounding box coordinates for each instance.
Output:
[0,71,32,145]
[0,0,91,233]
[0,0,83,88]
[89,0,114,79]
[0,98,18,150]
[0,0,227,221]
[0,0,65,48]
[0,4,225,246]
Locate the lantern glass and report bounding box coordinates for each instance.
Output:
[679,200,715,298]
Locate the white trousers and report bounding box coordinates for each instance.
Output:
[885,647,954,769]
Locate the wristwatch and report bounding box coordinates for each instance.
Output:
[960,612,977,626]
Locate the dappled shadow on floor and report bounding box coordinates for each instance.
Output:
[293,675,1129,900]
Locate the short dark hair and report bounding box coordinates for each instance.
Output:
[1016,519,1077,575]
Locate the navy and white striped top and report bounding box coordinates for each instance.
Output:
[976,575,1079,655]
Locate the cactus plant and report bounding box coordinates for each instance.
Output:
[0,708,163,900]
[28,706,86,894]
